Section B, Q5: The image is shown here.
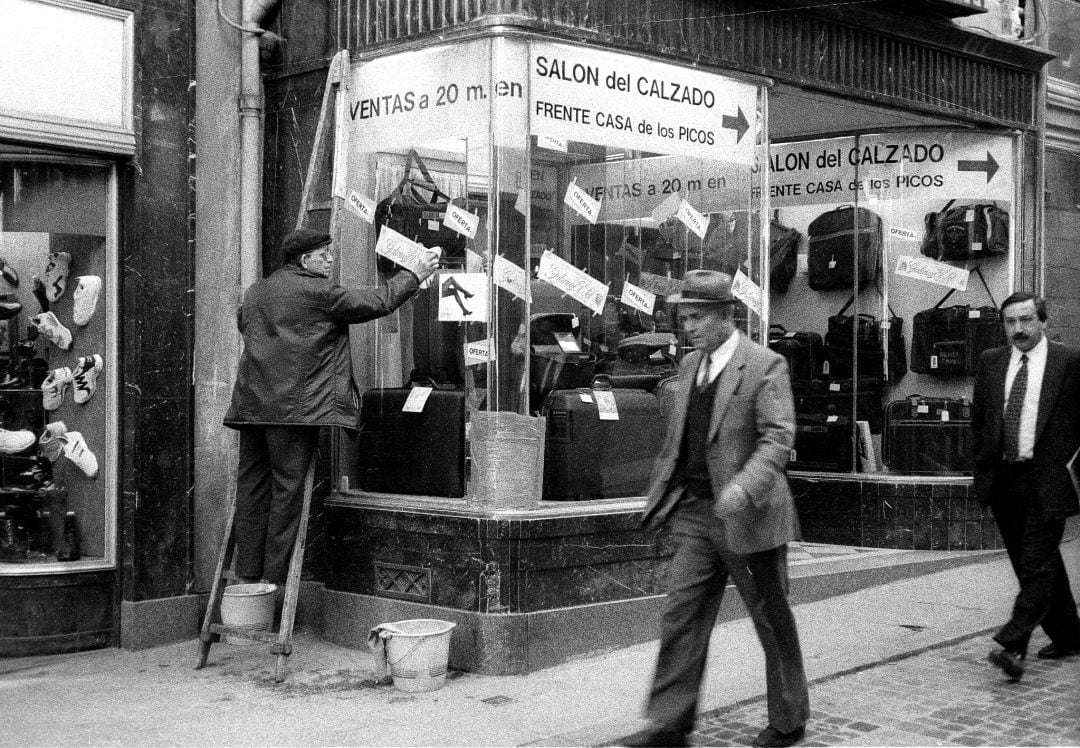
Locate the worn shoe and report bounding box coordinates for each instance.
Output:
[71,354,103,405]
[0,257,19,287]
[30,311,72,350]
[0,301,21,320]
[0,427,37,454]
[988,648,1025,681]
[1037,642,1080,659]
[73,275,102,326]
[616,726,690,747]
[41,367,72,411]
[31,276,49,312]
[754,725,805,748]
[43,252,71,303]
[38,421,68,462]
[61,430,98,478]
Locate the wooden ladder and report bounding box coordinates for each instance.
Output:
[194,461,315,682]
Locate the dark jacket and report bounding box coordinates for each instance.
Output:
[224,263,419,429]
[971,340,1080,517]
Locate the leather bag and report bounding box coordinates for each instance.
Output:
[909,266,1005,375]
[823,294,906,382]
[920,200,1009,261]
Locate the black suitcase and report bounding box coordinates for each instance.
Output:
[356,387,466,497]
[807,205,882,291]
[881,395,974,474]
[768,325,824,382]
[790,414,855,472]
[542,385,663,500]
[792,377,884,434]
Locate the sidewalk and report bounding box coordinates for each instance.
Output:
[2,533,1077,747]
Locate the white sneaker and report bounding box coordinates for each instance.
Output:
[41,366,73,411]
[30,312,72,350]
[61,431,98,478]
[73,275,102,326]
[0,428,36,454]
[43,252,71,303]
[71,355,103,405]
[39,422,68,462]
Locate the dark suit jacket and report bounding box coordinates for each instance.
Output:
[971,340,1080,517]
[642,334,799,554]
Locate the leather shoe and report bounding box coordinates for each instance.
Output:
[988,648,1025,681]
[754,725,805,747]
[616,726,690,747]
[1037,642,1080,660]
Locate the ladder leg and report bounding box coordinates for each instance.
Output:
[194,484,238,670]
[272,458,315,683]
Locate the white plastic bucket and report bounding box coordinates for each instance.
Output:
[220,582,277,645]
[382,619,457,692]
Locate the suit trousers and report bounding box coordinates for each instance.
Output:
[234,425,320,584]
[646,499,810,734]
[990,463,1080,656]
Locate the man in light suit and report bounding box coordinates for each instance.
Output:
[619,270,809,748]
[972,291,1080,681]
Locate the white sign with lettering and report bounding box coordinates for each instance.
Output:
[344,191,376,224]
[593,389,620,420]
[731,269,762,317]
[894,255,970,291]
[492,255,530,302]
[464,338,492,366]
[375,225,439,277]
[443,202,480,239]
[402,386,433,412]
[637,272,685,298]
[620,280,656,315]
[564,180,601,223]
[889,226,920,241]
[676,199,710,240]
[538,133,568,152]
[537,250,609,315]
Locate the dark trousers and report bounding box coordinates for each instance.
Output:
[646,501,810,734]
[234,425,319,584]
[991,462,1080,656]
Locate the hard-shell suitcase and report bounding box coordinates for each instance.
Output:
[881,395,974,474]
[792,377,884,434]
[768,325,824,382]
[356,386,467,497]
[542,385,664,500]
[790,414,855,472]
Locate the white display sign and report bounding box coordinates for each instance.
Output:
[442,202,480,238]
[375,226,439,277]
[438,273,488,322]
[464,339,492,366]
[530,41,757,163]
[564,180,601,224]
[553,332,581,353]
[402,386,433,412]
[620,280,656,315]
[344,191,376,224]
[731,269,762,317]
[537,133,568,152]
[894,255,970,291]
[675,199,710,240]
[593,389,620,420]
[537,250,609,315]
[889,226,920,242]
[637,272,685,298]
[492,255,530,302]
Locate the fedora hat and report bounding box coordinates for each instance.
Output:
[668,269,736,305]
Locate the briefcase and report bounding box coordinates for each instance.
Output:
[768,325,824,382]
[792,377,884,434]
[790,414,855,472]
[541,384,663,500]
[881,395,974,474]
[356,386,467,497]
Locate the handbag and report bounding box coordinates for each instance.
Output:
[920,200,1009,261]
[374,150,467,268]
[823,294,906,382]
[909,266,1005,375]
[807,205,882,291]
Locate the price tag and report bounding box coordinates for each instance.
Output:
[827,415,839,423]
[829,383,841,392]
[402,386,433,413]
[968,309,981,319]
[553,332,581,353]
[931,355,939,369]
[593,389,619,420]
[965,209,975,222]
[578,391,593,403]
[443,202,480,239]
[918,404,929,414]
[345,191,376,224]
[940,410,950,422]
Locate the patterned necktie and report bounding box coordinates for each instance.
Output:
[1002,353,1028,462]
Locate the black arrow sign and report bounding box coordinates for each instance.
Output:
[722,106,749,142]
[957,151,999,183]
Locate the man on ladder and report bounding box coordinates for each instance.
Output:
[200,228,437,676]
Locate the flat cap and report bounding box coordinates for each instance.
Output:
[281,229,331,261]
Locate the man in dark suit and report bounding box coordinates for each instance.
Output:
[619,270,809,748]
[972,291,1080,681]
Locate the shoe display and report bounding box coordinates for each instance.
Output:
[29,311,72,350]
[39,421,68,462]
[61,430,98,478]
[988,648,1025,681]
[43,252,71,303]
[41,367,73,411]
[71,354,103,405]
[1,512,27,560]
[753,725,806,747]
[0,257,19,287]
[31,276,49,313]
[0,370,24,389]
[1036,641,1080,659]
[56,511,81,561]
[73,275,102,326]
[0,427,36,454]
[0,301,22,320]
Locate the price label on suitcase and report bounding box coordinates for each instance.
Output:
[401,386,433,412]
[593,389,620,420]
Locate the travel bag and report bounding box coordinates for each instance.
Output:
[356,385,467,497]
[881,395,974,474]
[768,325,824,382]
[529,313,596,413]
[790,413,855,472]
[909,266,1005,376]
[541,381,664,501]
[791,377,884,434]
[920,200,1009,261]
[823,294,907,382]
[807,205,882,291]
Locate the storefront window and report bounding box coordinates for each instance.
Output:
[0,149,116,572]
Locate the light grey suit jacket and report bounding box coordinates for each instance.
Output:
[642,333,799,554]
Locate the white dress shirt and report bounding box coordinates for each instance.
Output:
[1003,335,1047,461]
[697,330,741,386]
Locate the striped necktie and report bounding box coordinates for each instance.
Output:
[1002,353,1028,462]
